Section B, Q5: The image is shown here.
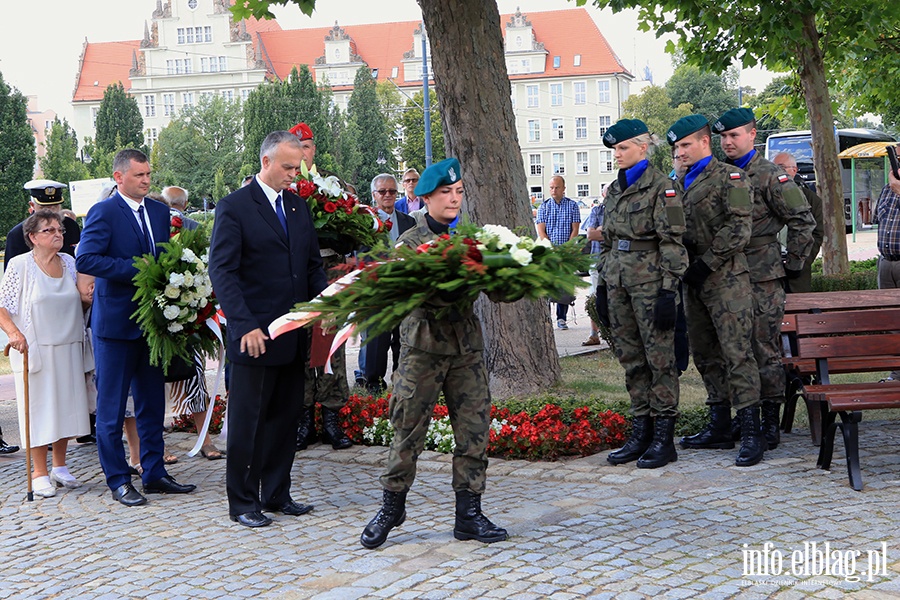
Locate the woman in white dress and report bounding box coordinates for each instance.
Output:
[0,210,92,497]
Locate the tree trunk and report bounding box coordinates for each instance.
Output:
[797,13,849,275]
[417,0,561,397]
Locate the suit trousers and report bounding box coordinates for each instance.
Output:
[226,359,304,515]
[363,327,400,387]
[94,336,167,490]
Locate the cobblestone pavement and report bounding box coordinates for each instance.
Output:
[2,418,900,599]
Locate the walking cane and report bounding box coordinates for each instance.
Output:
[5,343,32,501]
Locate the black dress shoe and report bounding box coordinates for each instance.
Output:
[231,511,272,528]
[75,434,96,444]
[0,438,20,454]
[265,500,314,516]
[143,475,196,494]
[112,483,147,507]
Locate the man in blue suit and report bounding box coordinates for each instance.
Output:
[77,149,196,507]
[209,131,328,528]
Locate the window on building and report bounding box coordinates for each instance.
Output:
[553,56,561,69]
[527,85,539,108]
[166,60,174,75]
[530,186,543,202]
[552,118,564,141]
[201,58,209,72]
[598,80,611,105]
[91,107,99,127]
[529,154,542,176]
[203,26,212,43]
[576,151,589,174]
[177,28,185,44]
[182,92,194,108]
[510,91,516,109]
[550,83,562,107]
[391,66,398,78]
[598,115,611,137]
[172,58,191,74]
[520,59,531,72]
[552,152,565,175]
[574,54,582,67]
[184,58,192,74]
[576,184,590,197]
[241,89,252,102]
[575,117,587,140]
[145,127,158,148]
[143,95,156,118]
[162,93,175,116]
[218,57,227,72]
[186,28,195,44]
[600,150,614,173]
[528,119,541,142]
[574,81,586,105]
[222,90,234,102]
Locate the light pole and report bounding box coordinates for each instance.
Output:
[422,26,432,168]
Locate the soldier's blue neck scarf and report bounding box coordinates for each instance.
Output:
[625,160,650,188]
[731,149,756,170]
[425,212,459,235]
[684,155,713,190]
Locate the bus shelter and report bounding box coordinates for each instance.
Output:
[837,141,894,241]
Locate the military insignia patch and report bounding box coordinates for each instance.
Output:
[729,173,742,180]
[665,189,676,197]
[448,167,457,181]
[667,130,676,142]
[778,174,789,183]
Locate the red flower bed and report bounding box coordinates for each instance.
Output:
[171,395,227,434]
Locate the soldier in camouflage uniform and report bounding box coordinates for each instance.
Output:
[360,158,508,550]
[595,119,688,469]
[667,115,765,467]
[290,122,353,452]
[713,108,815,450]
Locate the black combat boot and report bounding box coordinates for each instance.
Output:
[637,416,677,469]
[321,407,353,450]
[296,405,317,451]
[760,402,781,450]
[76,414,97,444]
[453,490,508,543]
[730,416,741,442]
[607,415,653,465]
[360,489,407,549]
[679,404,735,449]
[735,406,767,467]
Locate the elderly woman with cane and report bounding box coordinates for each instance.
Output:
[0,209,93,497]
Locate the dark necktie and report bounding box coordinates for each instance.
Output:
[137,205,153,255]
[275,194,288,237]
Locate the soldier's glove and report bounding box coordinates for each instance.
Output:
[653,290,677,331]
[682,260,712,289]
[783,264,803,280]
[595,285,611,328]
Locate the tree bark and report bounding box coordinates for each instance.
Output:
[797,13,850,275]
[417,0,561,397]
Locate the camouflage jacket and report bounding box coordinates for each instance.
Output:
[738,152,816,282]
[597,165,688,292]
[396,212,484,356]
[680,156,753,276]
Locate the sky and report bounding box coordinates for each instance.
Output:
[0,0,775,124]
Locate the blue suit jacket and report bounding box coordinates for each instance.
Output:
[76,193,171,340]
[394,195,420,215]
[208,179,328,366]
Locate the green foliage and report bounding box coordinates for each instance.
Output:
[229,0,315,19]
[621,85,692,173]
[39,118,90,206]
[0,72,36,237]
[346,67,396,203]
[810,257,877,275]
[665,65,738,125]
[400,90,447,172]
[94,82,143,153]
[810,271,878,292]
[155,94,243,203]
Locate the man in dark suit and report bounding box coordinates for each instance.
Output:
[5,179,81,270]
[209,130,328,528]
[76,149,196,507]
[363,173,416,393]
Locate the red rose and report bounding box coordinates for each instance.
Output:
[297,179,317,197]
[171,216,183,229]
[323,202,337,213]
[345,208,353,215]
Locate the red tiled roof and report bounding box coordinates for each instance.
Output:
[258,8,629,86]
[72,40,140,102]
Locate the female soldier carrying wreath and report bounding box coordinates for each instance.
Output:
[595,119,689,469]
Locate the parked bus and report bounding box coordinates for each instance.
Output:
[765,128,896,230]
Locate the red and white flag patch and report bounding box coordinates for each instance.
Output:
[665,189,676,197]
[778,174,790,183]
[730,172,742,180]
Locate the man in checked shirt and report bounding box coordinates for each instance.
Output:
[876,160,900,381]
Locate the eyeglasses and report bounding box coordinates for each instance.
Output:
[38,227,65,235]
[402,178,419,183]
[376,189,398,195]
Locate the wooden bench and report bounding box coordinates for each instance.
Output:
[780,289,900,445]
[792,307,900,490]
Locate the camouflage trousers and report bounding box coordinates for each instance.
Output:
[607,282,679,418]
[380,345,491,495]
[685,269,761,411]
[751,279,787,404]
[302,337,349,411]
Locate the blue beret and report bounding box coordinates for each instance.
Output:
[666,115,709,146]
[712,108,756,134]
[415,157,462,196]
[602,119,649,148]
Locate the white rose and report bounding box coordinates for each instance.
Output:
[167,322,184,333]
[535,238,553,249]
[481,224,519,248]
[163,305,180,320]
[164,285,180,299]
[199,297,208,308]
[181,248,198,263]
[182,271,194,287]
[510,247,533,266]
[169,272,185,287]
[518,237,535,251]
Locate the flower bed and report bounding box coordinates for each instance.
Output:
[171,395,227,434]
[335,393,628,460]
